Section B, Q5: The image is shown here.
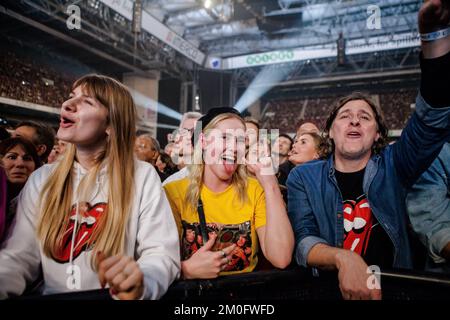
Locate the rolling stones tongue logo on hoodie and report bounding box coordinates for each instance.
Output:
[54,202,107,263]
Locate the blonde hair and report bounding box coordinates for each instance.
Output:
[186,113,248,210]
[37,74,136,268]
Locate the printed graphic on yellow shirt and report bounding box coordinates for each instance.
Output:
[182,220,252,272]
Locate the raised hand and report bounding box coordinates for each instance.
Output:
[244,156,278,188]
[419,0,450,33]
[419,0,450,58]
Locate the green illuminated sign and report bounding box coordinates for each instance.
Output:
[245,50,295,65]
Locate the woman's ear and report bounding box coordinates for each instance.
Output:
[106,127,111,136]
[36,144,47,157]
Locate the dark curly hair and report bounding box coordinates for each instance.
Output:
[0,137,42,170]
[322,92,388,158]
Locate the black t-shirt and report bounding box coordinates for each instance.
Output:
[154,165,169,182]
[335,168,394,268]
[277,161,295,204]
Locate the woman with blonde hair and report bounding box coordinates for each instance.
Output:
[0,74,180,299]
[288,132,323,166]
[164,107,294,279]
[277,132,324,206]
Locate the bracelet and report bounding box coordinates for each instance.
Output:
[420,26,450,42]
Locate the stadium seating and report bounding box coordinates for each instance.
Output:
[262,90,417,132]
[0,50,73,109]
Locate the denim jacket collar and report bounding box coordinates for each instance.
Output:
[326,153,381,194]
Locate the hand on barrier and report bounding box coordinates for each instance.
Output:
[335,250,382,300]
[97,252,144,300]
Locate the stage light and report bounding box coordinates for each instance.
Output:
[88,0,100,10]
[234,65,293,113]
[129,89,182,121]
[204,0,213,9]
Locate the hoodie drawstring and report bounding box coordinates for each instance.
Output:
[68,165,81,277]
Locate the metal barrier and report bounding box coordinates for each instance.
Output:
[20,266,450,300]
[163,267,450,300]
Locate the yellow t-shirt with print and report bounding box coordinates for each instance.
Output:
[163,177,266,275]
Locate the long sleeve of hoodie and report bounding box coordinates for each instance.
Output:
[134,163,181,299]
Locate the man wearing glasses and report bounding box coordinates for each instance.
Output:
[163,112,202,186]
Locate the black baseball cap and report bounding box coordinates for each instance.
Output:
[192,107,242,146]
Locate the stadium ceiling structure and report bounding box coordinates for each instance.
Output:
[0,0,422,87]
[147,0,420,56]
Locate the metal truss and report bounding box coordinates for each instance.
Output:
[2,0,423,83]
[2,0,194,80]
[201,0,421,57]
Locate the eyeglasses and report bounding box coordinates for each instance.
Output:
[178,128,195,135]
[170,128,195,143]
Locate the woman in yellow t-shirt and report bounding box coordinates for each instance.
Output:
[164,107,294,279]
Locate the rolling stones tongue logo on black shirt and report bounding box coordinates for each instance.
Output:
[343,195,374,255]
[54,202,107,263]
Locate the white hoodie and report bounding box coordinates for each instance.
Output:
[0,160,180,299]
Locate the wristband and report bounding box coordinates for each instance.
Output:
[420,27,450,42]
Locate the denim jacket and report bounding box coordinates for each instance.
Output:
[287,93,450,269]
[406,143,450,264]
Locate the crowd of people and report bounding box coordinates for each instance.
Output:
[0,0,449,301]
[0,43,417,134]
[262,100,304,133]
[262,90,418,133]
[0,50,73,108]
[0,51,418,138]
[379,90,417,130]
